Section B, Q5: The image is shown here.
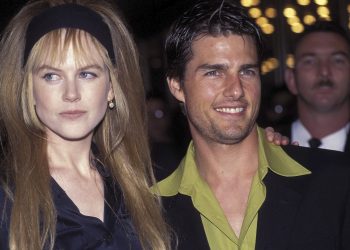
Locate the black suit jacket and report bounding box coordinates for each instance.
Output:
[277,124,350,153]
[161,146,350,250]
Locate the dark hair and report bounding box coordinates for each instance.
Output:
[165,0,263,82]
[293,20,350,54]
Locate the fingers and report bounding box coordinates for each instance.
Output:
[264,126,291,145]
[291,141,299,146]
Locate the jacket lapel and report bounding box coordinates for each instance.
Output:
[255,171,304,250]
[162,194,210,250]
[344,131,350,153]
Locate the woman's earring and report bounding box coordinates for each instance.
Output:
[108,100,115,109]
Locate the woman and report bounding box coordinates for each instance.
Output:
[0,0,170,249]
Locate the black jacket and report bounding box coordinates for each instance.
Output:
[161,145,350,250]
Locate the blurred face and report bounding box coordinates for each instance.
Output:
[168,35,260,145]
[291,32,350,113]
[32,38,113,142]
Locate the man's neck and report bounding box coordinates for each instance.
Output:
[192,127,259,185]
[298,104,350,138]
[191,128,259,237]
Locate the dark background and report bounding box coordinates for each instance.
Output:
[1,0,350,157]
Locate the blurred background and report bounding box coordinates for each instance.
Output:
[1,0,350,169]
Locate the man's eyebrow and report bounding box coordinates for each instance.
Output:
[240,64,259,70]
[196,63,229,72]
[298,51,350,59]
[331,51,350,59]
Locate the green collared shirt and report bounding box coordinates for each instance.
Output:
[155,127,311,250]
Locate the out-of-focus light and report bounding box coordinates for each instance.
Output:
[347,4,350,13]
[265,7,277,18]
[252,0,260,6]
[274,105,284,114]
[261,63,268,75]
[283,7,297,18]
[321,16,331,21]
[297,0,311,6]
[287,16,301,26]
[303,14,316,25]
[291,23,304,33]
[317,6,330,17]
[268,58,279,69]
[256,17,269,26]
[314,0,328,5]
[286,54,295,68]
[249,8,262,18]
[261,23,274,34]
[241,0,253,7]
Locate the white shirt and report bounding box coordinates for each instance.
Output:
[291,120,350,152]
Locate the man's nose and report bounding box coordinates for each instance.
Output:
[223,75,244,100]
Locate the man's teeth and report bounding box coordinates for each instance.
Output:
[216,107,244,113]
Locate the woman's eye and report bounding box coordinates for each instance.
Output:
[80,71,97,79]
[43,73,60,81]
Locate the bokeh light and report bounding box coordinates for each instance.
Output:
[283,7,297,18]
[286,54,295,68]
[297,0,311,6]
[303,14,316,25]
[317,6,330,17]
[249,8,262,18]
[256,16,269,26]
[241,0,254,7]
[291,23,304,33]
[265,7,277,18]
[261,23,275,34]
[287,16,301,26]
[314,0,328,5]
[252,0,260,6]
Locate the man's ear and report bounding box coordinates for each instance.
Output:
[167,77,185,103]
[284,67,298,95]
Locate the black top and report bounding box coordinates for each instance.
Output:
[0,163,142,250]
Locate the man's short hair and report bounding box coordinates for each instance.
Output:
[165,0,263,82]
[293,20,350,54]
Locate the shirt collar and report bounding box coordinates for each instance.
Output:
[257,127,310,177]
[155,126,311,196]
[292,120,350,151]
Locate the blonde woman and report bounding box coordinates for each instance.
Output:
[0,0,170,249]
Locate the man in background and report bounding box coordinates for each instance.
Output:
[284,21,350,151]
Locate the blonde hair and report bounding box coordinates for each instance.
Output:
[0,0,170,249]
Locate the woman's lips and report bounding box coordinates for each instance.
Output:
[59,110,87,119]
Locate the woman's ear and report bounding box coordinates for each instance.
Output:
[107,84,114,102]
[167,77,185,103]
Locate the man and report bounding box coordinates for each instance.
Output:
[155,1,350,249]
[284,21,350,152]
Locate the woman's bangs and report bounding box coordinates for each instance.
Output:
[30,29,109,70]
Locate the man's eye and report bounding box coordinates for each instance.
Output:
[204,70,220,77]
[299,57,317,66]
[332,56,348,65]
[80,71,97,79]
[240,68,257,77]
[43,73,60,81]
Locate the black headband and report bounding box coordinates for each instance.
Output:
[24,4,116,65]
